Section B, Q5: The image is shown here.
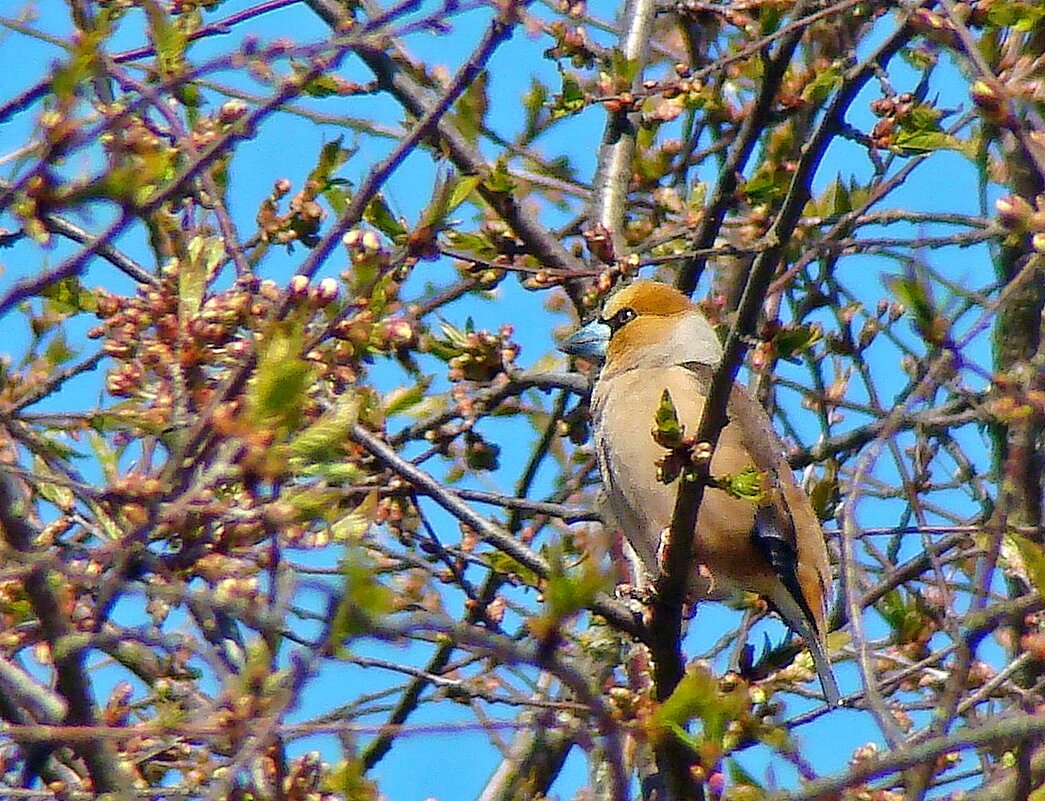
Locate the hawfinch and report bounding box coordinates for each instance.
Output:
[561,281,840,705]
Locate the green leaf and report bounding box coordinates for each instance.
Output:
[773,323,823,358]
[900,45,938,71]
[718,467,767,503]
[802,64,842,105]
[808,470,839,521]
[652,389,685,448]
[541,558,605,621]
[247,324,314,430]
[884,268,949,345]
[331,546,394,644]
[877,588,927,643]
[445,230,499,260]
[287,394,360,462]
[893,129,961,154]
[44,333,76,366]
[447,174,482,214]
[759,2,783,33]
[181,235,219,318]
[30,432,82,462]
[727,758,765,790]
[486,552,541,587]
[87,430,121,481]
[40,277,95,314]
[550,72,586,119]
[610,50,639,84]
[464,431,500,472]
[1008,533,1045,592]
[655,664,744,744]
[383,377,433,416]
[143,0,188,80]
[522,78,548,137]
[363,195,407,239]
[34,459,75,512]
[485,159,516,194]
[309,136,354,189]
[324,758,379,800]
[818,176,852,216]
[329,493,379,541]
[742,170,786,203]
[437,319,473,350]
[454,70,488,143]
[987,0,1045,30]
[300,70,347,98]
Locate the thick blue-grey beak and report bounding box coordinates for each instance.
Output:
[559,318,610,361]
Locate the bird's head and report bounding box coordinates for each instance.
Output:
[559,281,723,375]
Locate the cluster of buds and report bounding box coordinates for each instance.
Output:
[996,193,1045,252]
[868,92,919,149]
[288,274,340,307]
[574,257,641,310]
[545,21,596,68]
[283,751,334,801]
[343,228,383,259]
[908,7,962,48]
[331,310,417,360]
[373,316,417,351]
[102,681,135,727]
[90,269,351,418]
[189,99,248,152]
[986,365,1045,424]
[468,264,508,289]
[445,324,520,383]
[969,79,1017,128]
[676,0,754,30]
[89,281,179,403]
[257,177,326,247]
[583,222,616,265]
[521,268,568,290]
[658,65,703,101]
[374,494,421,541]
[342,227,392,279]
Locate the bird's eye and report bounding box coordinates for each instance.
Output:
[607,307,636,332]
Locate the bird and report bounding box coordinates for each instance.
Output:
[560,280,840,705]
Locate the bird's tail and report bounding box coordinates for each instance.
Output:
[770,588,841,706]
[805,626,841,706]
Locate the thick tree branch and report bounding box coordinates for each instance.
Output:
[0,470,131,793]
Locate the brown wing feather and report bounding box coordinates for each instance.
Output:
[722,383,832,635]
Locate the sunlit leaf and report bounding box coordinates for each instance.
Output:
[40,277,96,314]
[773,323,822,358]
[802,64,842,105]
[1008,533,1045,592]
[44,333,76,366]
[383,377,433,416]
[486,552,541,587]
[550,72,586,119]
[325,758,379,800]
[329,492,379,542]
[447,174,482,214]
[652,389,685,449]
[287,393,360,462]
[331,547,394,643]
[454,70,488,143]
[718,467,767,503]
[363,195,407,239]
[247,324,315,430]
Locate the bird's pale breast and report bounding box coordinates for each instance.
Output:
[591,365,766,592]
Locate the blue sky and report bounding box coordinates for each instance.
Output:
[0,1,1006,798]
